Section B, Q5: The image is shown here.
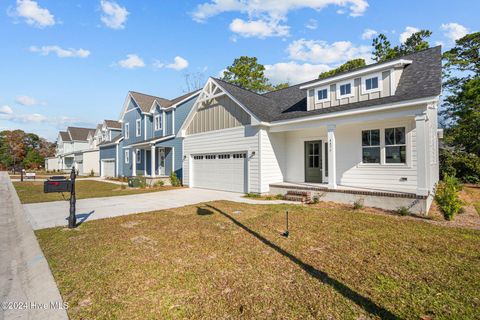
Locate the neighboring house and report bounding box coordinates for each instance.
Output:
[178,47,442,214]
[49,127,96,173]
[98,90,200,178]
[82,120,122,176]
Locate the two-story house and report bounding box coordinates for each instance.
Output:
[98,90,200,180]
[46,126,96,172]
[178,47,442,214]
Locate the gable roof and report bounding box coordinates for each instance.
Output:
[212,46,442,123]
[129,91,168,113]
[67,127,96,141]
[104,120,121,129]
[59,131,71,142]
[98,134,123,147]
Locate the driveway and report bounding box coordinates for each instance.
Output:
[24,188,293,230]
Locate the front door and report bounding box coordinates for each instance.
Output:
[305,140,322,183]
[158,149,165,176]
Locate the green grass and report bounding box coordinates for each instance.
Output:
[14,180,180,204]
[36,201,480,319]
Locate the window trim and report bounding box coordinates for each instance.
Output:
[361,129,381,164]
[154,114,162,131]
[314,86,330,103]
[385,127,407,164]
[124,150,129,164]
[135,119,141,137]
[124,123,129,140]
[336,80,354,99]
[361,72,382,95]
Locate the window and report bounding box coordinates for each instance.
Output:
[125,150,129,164]
[362,73,381,94]
[362,129,380,163]
[154,114,162,131]
[136,149,141,163]
[205,155,216,160]
[233,153,246,159]
[136,119,141,137]
[193,155,204,160]
[125,123,129,139]
[385,127,406,164]
[315,87,329,103]
[337,80,353,98]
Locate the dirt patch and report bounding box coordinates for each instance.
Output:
[120,220,144,229]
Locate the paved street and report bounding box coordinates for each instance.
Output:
[24,187,293,230]
[0,172,68,320]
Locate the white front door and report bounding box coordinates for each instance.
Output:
[158,149,165,176]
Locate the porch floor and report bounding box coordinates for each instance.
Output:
[270,182,423,199]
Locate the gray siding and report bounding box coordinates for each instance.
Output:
[186,95,251,135]
[165,111,173,136]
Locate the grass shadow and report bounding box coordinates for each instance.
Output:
[197,206,214,216]
[206,204,399,320]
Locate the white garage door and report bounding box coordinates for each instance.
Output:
[192,152,247,193]
[102,160,115,177]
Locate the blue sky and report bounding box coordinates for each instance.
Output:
[0,0,477,141]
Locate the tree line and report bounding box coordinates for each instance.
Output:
[0,130,55,170]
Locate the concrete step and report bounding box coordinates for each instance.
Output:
[284,194,307,202]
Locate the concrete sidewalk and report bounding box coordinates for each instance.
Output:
[24,188,295,230]
[0,172,68,320]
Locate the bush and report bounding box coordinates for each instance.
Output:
[90,169,95,177]
[312,194,320,204]
[435,175,463,221]
[396,206,411,216]
[440,148,480,184]
[245,193,260,198]
[154,180,165,187]
[353,199,364,210]
[275,194,284,200]
[169,172,181,187]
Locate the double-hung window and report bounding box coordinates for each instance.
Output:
[385,127,406,164]
[362,129,380,163]
[154,114,162,131]
[125,123,129,139]
[124,150,129,164]
[136,119,141,137]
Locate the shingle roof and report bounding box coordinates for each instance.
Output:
[214,46,442,123]
[59,131,71,142]
[129,90,200,113]
[67,127,96,141]
[98,134,123,147]
[104,120,121,129]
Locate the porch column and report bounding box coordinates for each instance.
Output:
[132,148,136,176]
[415,114,429,196]
[151,145,156,177]
[327,124,337,189]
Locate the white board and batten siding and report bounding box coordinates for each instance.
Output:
[183,126,260,193]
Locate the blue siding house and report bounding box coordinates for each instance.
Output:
[99,90,199,180]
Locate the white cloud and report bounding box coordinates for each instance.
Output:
[265,62,330,84]
[152,60,164,69]
[117,54,145,69]
[361,28,377,40]
[229,18,289,38]
[192,0,368,22]
[0,105,13,115]
[305,19,318,30]
[399,26,419,44]
[12,0,55,28]
[0,113,47,123]
[192,0,368,38]
[287,39,372,64]
[29,45,90,58]
[100,0,129,29]
[441,22,469,42]
[15,95,39,106]
[166,56,189,70]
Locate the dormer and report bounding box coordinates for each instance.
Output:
[300,59,412,111]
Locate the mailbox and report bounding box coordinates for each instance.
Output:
[44,176,72,193]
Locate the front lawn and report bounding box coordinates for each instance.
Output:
[36,201,480,319]
[14,180,180,204]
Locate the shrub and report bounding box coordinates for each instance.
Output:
[90,169,95,177]
[245,193,260,198]
[154,180,165,187]
[353,199,364,210]
[265,196,273,200]
[440,149,480,184]
[170,172,181,187]
[435,175,464,221]
[275,194,284,200]
[396,206,411,216]
[312,194,320,204]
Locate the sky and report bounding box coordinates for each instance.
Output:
[0,0,477,141]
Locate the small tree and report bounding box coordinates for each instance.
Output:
[372,30,432,62]
[435,175,463,221]
[23,149,43,169]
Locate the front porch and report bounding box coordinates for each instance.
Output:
[130,145,171,178]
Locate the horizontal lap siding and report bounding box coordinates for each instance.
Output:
[183,126,260,193]
[337,120,417,193]
[260,130,285,192]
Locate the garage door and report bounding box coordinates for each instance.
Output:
[102,160,115,177]
[192,152,247,193]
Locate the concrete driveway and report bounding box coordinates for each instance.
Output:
[24,188,293,230]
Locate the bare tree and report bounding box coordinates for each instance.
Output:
[183,72,205,92]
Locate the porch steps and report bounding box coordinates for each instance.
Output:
[284,190,311,203]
